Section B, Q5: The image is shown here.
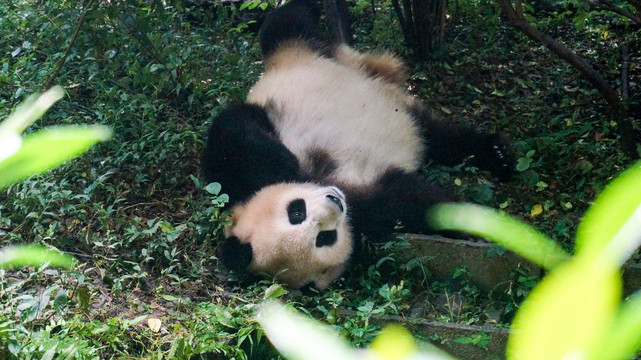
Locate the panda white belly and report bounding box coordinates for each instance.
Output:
[247,52,425,187]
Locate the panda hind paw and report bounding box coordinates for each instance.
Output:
[483,134,516,182]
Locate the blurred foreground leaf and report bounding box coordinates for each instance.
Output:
[257,300,355,360]
[0,86,112,189]
[575,162,641,266]
[0,125,112,188]
[507,258,620,359]
[429,203,569,269]
[0,245,74,269]
[0,86,64,134]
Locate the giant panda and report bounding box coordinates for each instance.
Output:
[201,0,514,290]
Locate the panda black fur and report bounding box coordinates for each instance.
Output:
[201,0,515,290]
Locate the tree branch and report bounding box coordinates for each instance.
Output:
[621,43,630,101]
[43,0,96,90]
[496,0,636,154]
[627,0,641,13]
[596,0,641,25]
[390,0,410,47]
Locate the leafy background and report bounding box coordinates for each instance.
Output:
[0,0,639,358]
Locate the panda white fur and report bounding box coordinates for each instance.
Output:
[201,0,514,290]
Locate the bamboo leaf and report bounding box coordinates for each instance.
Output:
[575,161,641,266]
[0,125,112,189]
[0,245,74,269]
[428,203,569,269]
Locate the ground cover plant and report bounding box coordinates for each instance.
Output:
[0,0,639,358]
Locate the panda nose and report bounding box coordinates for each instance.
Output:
[326,194,344,213]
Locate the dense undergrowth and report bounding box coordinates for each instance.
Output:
[1,1,639,358]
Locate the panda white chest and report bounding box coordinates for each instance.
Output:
[247,56,425,187]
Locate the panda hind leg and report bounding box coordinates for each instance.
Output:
[348,170,458,242]
[418,108,515,181]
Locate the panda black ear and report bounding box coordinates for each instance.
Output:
[217,236,253,272]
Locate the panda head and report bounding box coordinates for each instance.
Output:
[218,183,353,290]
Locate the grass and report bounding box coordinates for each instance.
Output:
[0,1,638,358]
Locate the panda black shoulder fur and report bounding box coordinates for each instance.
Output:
[201,0,515,290]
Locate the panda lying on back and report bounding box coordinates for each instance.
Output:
[201,0,514,290]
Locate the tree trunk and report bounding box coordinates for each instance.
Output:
[593,0,641,25]
[390,0,447,62]
[43,0,96,90]
[323,0,352,45]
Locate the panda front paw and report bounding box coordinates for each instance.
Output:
[480,134,515,181]
[217,236,253,272]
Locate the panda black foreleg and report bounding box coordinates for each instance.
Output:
[349,169,458,242]
[201,103,301,206]
[217,236,253,272]
[417,108,515,181]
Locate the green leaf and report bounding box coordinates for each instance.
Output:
[76,285,92,313]
[128,315,148,326]
[158,221,174,233]
[205,182,222,195]
[429,203,569,269]
[149,63,164,72]
[240,0,260,10]
[0,86,63,135]
[0,125,112,189]
[596,291,641,360]
[264,284,288,299]
[161,294,181,302]
[8,342,20,356]
[453,337,474,344]
[370,325,418,359]
[507,259,620,360]
[516,158,532,172]
[0,245,74,269]
[18,299,39,322]
[41,344,57,360]
[257,300,356,360]
[215,307,236,329]
[575,160,641,266]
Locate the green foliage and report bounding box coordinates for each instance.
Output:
[0,85,106,280]
[453,332,491,349]
[202,180,233,239]
[239,0,273,11]
[0,2,268,358]
[0,125,112,188]
[1,0,639,358]
[515,149,536,172]
[431,160,641,359]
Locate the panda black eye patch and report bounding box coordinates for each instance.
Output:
[316,230,337,247]
[287,198,307,224]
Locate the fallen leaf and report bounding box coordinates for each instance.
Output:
[531,204,543,217]
[148,318,161,333]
